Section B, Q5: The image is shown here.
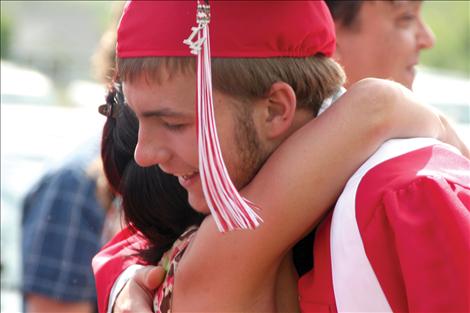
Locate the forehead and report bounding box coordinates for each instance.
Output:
[122,70,196,115]
[356,0,422,26]
[117,57,195,86]
[361,0,422,15]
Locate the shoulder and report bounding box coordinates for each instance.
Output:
[332,138,469,239]
[341,138,470,245]
[330,139,470,312]
[26,161,94,200]
[345,78,405,116]
[355,138,469,215]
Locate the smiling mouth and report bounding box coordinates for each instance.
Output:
[181,171,198,180]
[178,171,199,187]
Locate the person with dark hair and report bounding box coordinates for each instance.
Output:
[325,0,435,89]
[95,84,204,311]
[99,85,137,193]
[93,2,468,313]
[100,84,204,263]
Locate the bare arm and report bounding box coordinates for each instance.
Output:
[26,294,93,313]
[171,78,467,311]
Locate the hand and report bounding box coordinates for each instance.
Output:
[112,265,165,313]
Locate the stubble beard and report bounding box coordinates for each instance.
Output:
[232,106,272,190]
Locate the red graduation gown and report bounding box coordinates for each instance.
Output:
[299,138,470,312]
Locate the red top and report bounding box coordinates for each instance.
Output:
[92,226,147,313]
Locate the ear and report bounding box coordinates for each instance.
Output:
[258,82,297,140]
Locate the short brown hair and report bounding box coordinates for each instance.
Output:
[117,55,344,116]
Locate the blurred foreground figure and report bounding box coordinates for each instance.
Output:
[21,138,106,313]
[326,0,435,89]
[21,3,123,312]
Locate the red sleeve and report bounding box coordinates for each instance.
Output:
[356,150,470,312]
[92,226,149,313]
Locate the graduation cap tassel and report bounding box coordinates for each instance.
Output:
[184,0,262,232]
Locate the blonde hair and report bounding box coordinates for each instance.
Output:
[117,55,345,116]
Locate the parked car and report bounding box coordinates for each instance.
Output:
[0,60,57,106]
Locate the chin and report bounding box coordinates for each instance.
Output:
[188,195,211,215]
[403,78,414,90]
[402,69,416,89]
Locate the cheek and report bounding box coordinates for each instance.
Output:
[367,19,411,57]
[171,128,199,164]
[215,121,239,168]
[137,122,161,151]
[387,27,417,55]
[367,30,407,71]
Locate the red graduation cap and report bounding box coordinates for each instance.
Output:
[117,0,336,232]
[118,1,335,58]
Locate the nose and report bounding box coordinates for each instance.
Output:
[417,18,436,50]
[134,142,171,167]
[134,128,171,167]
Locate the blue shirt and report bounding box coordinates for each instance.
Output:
[22,140,106,302]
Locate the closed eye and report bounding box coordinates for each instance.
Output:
[163,122,187,131]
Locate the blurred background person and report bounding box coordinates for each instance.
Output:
[21,140,105,313]
[20,3,123,313]
[324,0,468,143]
[325,0,435,89]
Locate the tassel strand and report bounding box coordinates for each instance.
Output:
[185,1,263,232]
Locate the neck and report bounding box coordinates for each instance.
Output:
[263,108,315,167]
[289,109,315,137]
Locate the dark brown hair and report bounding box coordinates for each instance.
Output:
[325,0,364,29]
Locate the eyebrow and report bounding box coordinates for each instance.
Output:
[391,1,420,9]
[141,107,192,119]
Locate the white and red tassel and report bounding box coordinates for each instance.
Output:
[183,1,262,232]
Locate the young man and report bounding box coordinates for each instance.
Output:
[326,0,435,89]
[93,1,469,312]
